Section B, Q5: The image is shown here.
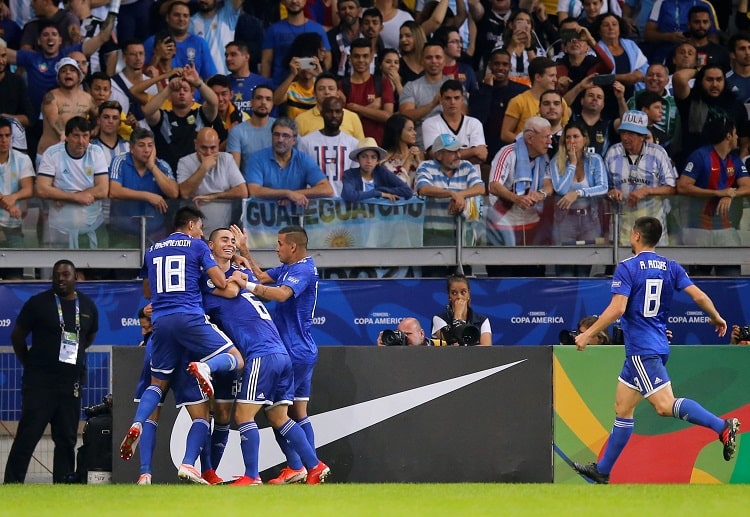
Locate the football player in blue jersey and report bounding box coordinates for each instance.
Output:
[202,228,330,485]
[571,216,741,484]
[232,224,325,485]
[120,206,246,485]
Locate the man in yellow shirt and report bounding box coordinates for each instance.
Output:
[295,72,365,140]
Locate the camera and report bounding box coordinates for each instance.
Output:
[738,326,750,343]
[560,28,581,42]
[84,393,112,418]
[382,329,408,346]
[445,320,481,346]
[559,329,579,346]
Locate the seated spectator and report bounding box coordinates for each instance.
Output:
[246,117,334,207]
[177,127,247,235]
[677,117,750,277]
[435,25,477,96]
[379,48,404,107]
[142,65,220,171]
[381,113,424,190]
[36,116,109,248]
[227,85,275,175]
[144,1,217,79]
[678,5,730,71]
[634,91,669,150]
[549,120,608,277]
[422,80,487,163]
[343,38,395,143]
[296,73,366,140]
[0,118,34,278]
[272,32,325,119]
[416,133,485,246]
[360,7,387,68]
[397,21,426,85]
[298,97,359,197]
[110,39,157,134]
[341,137,413,202]
[604,110,676,247]
[431,273,492,346]
[108,127,178,247]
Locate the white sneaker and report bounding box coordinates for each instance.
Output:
[136,473,152,485]
[187,362,214,397]
[177,464,209,485]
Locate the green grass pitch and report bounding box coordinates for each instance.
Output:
[2,484,747,516]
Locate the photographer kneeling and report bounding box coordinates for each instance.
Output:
[377,317,433,346]
[432,274,492,346]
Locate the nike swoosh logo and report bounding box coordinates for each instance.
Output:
[170,360,526,475]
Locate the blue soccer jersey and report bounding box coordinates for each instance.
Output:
[265,257,319,365]
[140,232,218,321]
[612,250,694,356]
[201,266,288,360]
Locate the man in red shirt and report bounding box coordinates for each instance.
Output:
[343,38,394,143]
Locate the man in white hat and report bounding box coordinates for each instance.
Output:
[604,109,677,246]
[416,133,485,247]
[38,56,96,157]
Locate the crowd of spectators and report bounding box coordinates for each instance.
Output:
[1,0,750,279]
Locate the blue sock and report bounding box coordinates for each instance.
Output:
[279,419,318,469]
[182,418,210,465]
[199,425,213,473]
[212,423,230,468]
[273,427,303,470]
[134,386,162,424]
[204,353,237,373]
[673,398,725,434]
[297,416,316,449]
[597,417,634,474]
[238,421,260,478]
[138,419,158,475]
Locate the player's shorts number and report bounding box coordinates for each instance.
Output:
[152,255,187,293]
[643,279,662,317]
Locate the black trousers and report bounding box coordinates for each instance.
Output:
[4,377,81,483]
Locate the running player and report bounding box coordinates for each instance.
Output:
[572,216,741,484]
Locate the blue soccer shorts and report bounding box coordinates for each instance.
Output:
[618,354,672,397]
[236,353,294,406]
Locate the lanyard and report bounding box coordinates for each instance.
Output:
[55,293,80,339]
[626,151,643,175]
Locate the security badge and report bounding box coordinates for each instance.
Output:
[59,330,79,366]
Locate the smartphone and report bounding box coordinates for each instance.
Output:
[298,57,316,70]
[592,74,615,86]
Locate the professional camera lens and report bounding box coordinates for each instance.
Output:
[558,330,579,346]
[382,329,407,346]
